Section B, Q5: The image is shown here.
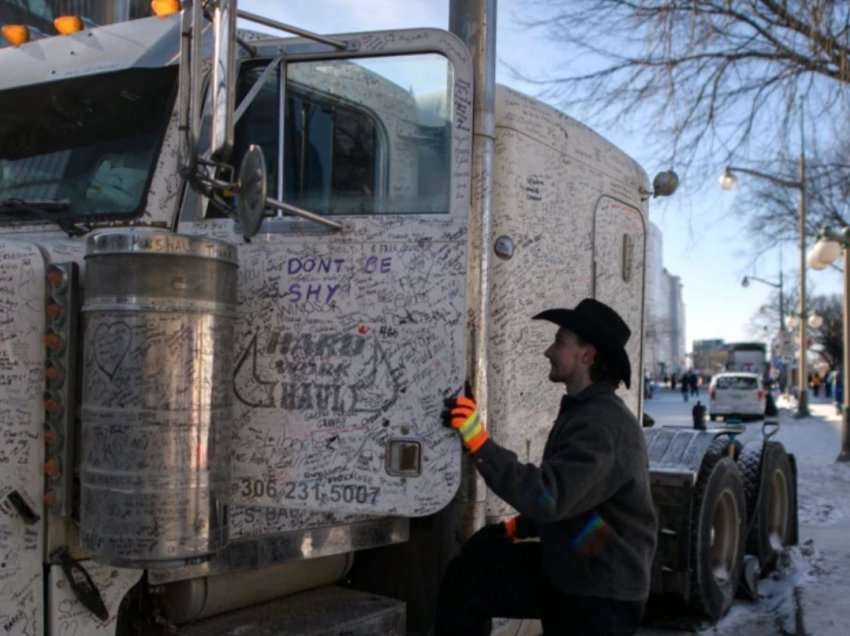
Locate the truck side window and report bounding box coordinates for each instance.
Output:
[224,53,453,218]
[284,88,379,213]
[232,63,280,200]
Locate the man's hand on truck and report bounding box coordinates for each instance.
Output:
[444,395,489,453]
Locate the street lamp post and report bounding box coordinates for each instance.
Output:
[720,126,808,415]
[741,271,785,328]
[808,227,850,461]
[741,266,787,389]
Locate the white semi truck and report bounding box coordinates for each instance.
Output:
[727,342,769,377]
[0,2,798,634]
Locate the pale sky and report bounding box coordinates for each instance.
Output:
[239,0,846,351]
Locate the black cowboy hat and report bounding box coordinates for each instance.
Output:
[533,298,632,389]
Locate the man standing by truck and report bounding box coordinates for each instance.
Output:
[436,299,657,635]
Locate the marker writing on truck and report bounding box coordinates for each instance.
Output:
[282,256,393,304]
[285,256,392,274]
[238,478,380,505]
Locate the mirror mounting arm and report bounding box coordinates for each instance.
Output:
[265,198,344,231]
[236,10,349,50]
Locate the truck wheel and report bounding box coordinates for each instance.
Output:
[738,442,794,574]
[689,441,747,621]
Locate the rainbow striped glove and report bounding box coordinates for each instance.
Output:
[447,395,489,453]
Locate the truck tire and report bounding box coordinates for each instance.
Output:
[689,441,747,621]
[738,442,795,574]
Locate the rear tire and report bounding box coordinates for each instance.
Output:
[738,442,795,574]
[689,441,747,621]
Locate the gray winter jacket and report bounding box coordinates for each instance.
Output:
[473,383,658,601]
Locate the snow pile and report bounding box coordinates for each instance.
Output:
[696,542,823,635]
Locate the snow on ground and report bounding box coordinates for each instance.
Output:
[796,463,850,526]
[769,396,850,528]
[693,542,825,635]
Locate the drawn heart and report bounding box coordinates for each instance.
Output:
[93,321,133,380]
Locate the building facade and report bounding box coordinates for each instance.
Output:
[644,222,687,379]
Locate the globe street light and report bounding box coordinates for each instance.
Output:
[719,168,738,191]
[808,226,850,461]
[786,313,824,330]
[784,310,821,402]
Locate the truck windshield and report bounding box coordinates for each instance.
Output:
[0,66,177,222]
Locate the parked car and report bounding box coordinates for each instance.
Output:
[708,372,766,421]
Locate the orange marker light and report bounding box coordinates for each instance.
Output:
[45,332,63,352]
[46,364,64,384]
[54,16,83,35]
[44,398,62,415]
[46,302,63,321]
[2,24,30,47]
[47,267,66,289]
[151,0,182,17]
[44,458,61,477]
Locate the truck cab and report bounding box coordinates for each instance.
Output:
[0,3,795,635]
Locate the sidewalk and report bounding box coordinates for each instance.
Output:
[779,397,850,635]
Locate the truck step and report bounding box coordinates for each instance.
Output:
[177,586,405,636]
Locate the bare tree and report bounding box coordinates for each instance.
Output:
[749,286,843,368]
[738,140,850,247]
[748,284,797,339]
[519,1,850,176]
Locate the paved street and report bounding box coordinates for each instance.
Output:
[641,387,850,635]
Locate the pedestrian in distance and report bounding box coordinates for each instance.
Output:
[681,373,689,402]
[671,374,676,391]
[436,298,657,636]
[689,372,699,396]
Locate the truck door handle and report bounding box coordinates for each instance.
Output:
[4,489,41,525]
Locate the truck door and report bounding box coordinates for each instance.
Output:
[593,196,646,415]
[179,29,472,517]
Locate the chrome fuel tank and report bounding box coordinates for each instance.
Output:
[80,229,237,568]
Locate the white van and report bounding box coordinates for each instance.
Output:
[708,372,766,421]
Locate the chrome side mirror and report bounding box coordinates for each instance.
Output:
[237,145,267,239]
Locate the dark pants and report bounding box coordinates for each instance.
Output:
[435,538,643,635]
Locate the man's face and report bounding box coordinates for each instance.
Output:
[544,328,596,385]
